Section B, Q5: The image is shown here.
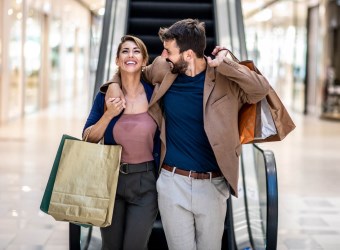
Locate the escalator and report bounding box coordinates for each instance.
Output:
[69,0,279,249]
[127,0,215,62]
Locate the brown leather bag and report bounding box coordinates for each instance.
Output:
[225,50,296,144]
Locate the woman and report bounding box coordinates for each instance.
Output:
[83,35,160,250]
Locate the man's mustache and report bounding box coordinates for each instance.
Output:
[166,58,173,64]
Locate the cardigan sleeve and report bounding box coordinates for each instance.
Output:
[82,92,105,136]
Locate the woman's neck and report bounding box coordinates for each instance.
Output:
[121,73,142,97]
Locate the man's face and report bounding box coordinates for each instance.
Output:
[161,40,188,74]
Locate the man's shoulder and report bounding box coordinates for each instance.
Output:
[151,56,170,70]
[146,56,171,83]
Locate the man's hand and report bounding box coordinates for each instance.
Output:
[207,46,229,67]
[106,83,126,108]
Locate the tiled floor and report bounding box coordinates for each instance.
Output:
[260,113,340,249]
[0,94,340,250]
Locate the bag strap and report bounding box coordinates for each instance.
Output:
[82,126,93,142]
[225,49,240,63]
[217,48,240,63]
[221,48,262,75]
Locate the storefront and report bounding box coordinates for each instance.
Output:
[242,0,340,120]
[0,0,91,123]
[242,0,308,113]
[320,0,340,119]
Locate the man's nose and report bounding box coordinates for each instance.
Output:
[161,49,167,58]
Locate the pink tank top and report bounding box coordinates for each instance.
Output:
[113,112,157,164]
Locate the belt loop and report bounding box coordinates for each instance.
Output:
[188,170,192,179]
[146,162,149,172]
[171,166,176,176]
[208,172,212,182]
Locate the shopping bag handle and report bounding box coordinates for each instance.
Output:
[218,48,240,63]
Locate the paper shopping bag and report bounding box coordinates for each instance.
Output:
[42,135,121,227]
[235,56,295,144]
[254,97,277,140]
[40,134,79,214]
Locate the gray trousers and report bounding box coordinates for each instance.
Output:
[157,168,230,250]
[100,171,158,250]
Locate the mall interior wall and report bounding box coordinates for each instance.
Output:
[1,0,340,124]
[242,0,340,121]
[0,0,98,124]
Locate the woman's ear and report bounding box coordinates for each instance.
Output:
[143,58,148,66]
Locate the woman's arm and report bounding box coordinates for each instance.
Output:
[83,93,124,143]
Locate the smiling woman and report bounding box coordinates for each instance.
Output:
[116,40,147,76]
[82,35,160,250]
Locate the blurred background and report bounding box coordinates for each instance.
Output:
[0,0,339,249]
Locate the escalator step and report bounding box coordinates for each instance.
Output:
[132,0,212,3]
[130,2,213,19]
[128,18,215,37]
[127,0,216,65]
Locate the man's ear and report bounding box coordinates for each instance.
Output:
[184,49,194,61]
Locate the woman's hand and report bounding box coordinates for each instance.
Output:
[106,83,126,108]
[105,97,125,119]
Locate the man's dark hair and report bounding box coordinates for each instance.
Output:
[158,19,206,58]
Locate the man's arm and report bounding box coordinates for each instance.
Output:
[214,50,270,104]
[101,56,170,105]
[99,75,126,108]
[101,46,230,104]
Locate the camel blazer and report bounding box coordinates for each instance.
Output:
[104,56,270,197]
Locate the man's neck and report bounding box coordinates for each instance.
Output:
[184,57,207,77]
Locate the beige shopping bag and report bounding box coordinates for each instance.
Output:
[48,138,122,227]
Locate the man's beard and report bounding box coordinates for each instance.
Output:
[166,56,188,74]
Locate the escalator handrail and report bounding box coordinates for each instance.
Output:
[93,0,115,100]
[254,145,278,249]
[70,0,116,249]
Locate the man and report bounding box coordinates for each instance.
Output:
[102,19,270,250]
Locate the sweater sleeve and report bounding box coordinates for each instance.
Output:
[82,92,105,136]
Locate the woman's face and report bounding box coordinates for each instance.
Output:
[116,41,145,74]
